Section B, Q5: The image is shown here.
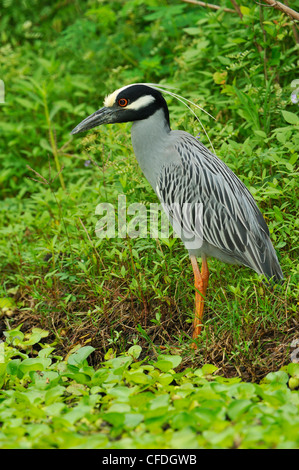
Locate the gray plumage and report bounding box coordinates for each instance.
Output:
[72,84,283,283]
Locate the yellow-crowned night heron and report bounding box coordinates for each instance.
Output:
[71,84,283,346]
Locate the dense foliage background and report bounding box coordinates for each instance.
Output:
[0,0,298,449]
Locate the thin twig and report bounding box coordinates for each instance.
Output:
[181,0,236,14]
[26,165,48,184]
[259,0,299,21]
[230,0,243,18]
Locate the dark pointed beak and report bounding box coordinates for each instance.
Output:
[71,107,116,135]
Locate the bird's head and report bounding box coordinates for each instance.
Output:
[71,84,170,135]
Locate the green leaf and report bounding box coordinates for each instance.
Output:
[67,346,95,367]
[103,412,125,428]
[22,328,49,347]
[240,6,251,15]
[124,413,143,429]
[19,357,51,374]
[64,405,92,424]
[155,355,182,372]
[289,378,299,390]
[4,326,24,345]
[254,130,267,138]
[202,364,219,376]
[39,138,53,153]
[281,110,299,125]
[289,153,298,165]
[109,385,138,399]
[44,402,66,417]
[6,358,21,376]
[262,371,289,384]
[155,360,175,372]
[183,27,201,36]
[227,399,252,420]
[105,356,132,370]
[156,373,174,386]
[287,363,299,379]
[0,297,16,310]
[172,411,193,429]
[125,370,152,384]
[127,345,142,359]
[45,385,65,404]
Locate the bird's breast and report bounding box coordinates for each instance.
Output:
[131,111,173,190]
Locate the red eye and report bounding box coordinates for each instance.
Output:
[118,98,128,107]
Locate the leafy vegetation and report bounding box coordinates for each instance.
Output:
[1,328,299,448]
[0,0,298,449]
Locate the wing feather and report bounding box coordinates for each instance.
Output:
[156,132,283,280]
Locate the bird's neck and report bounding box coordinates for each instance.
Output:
[131,108,171,189]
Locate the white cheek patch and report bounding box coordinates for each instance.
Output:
[104,86,156,110]
[126,95,155,110]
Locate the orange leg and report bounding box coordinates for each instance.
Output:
[190,254,209,347]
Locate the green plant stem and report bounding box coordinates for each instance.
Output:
[42,88,65,190]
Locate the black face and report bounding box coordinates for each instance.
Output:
[113,84,170,124]
[71,84,170,135]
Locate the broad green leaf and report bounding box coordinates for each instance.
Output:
[67,346,95,367]
[105,356,132,370]
[44,385,65,404]
[281,110,299,125]
[172,411,193,429]
[125,370,152,384]
[4,327,24,345]
[6,358,21,376]
[103,412,125,428]
[240,6,251,15]
[289,378,299,390]
[227,399,252,420]
[287,363,299,378]
[156,373,173,386]
[19,357,51,374]
[0,297,16,310]
[127,345,142,359]
[254,130,267,138]
[22,328,49,347]
[44,402,66,417]
[124,413,143,429]
[154,360,174,372]
[262,371,289,384]
[155,355,182,371]
[183,27,201,36]
[202,364,219,376]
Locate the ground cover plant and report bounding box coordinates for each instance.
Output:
[0,0,298,449]
[1,328,299,449]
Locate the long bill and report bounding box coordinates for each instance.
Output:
[71,107,115,134]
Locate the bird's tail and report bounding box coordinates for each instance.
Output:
[239,233,284,285]
[264,257,284,284]
[256,237,284,284]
